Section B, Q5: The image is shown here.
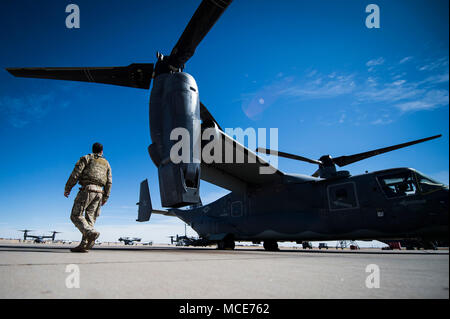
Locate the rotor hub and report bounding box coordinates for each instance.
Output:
[153,52,184,78]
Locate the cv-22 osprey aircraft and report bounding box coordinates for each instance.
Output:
[19,230,61,243]
[7,0,448,250]
[169,234,212,247]
[118,237,142,245]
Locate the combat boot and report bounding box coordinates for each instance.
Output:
[86,230,100,250]
[70,243,88,253]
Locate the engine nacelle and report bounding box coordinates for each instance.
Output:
[149,72,201,208]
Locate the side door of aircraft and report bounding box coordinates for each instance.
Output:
[326,181,362,234]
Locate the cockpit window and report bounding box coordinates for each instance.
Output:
[378,171,418,198]
[415,172,445,193]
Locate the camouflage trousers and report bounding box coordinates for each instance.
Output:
[70,189,102,246]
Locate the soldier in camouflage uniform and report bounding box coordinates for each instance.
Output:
[64,143,112,253]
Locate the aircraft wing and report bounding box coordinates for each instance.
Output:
[200,103,285,193]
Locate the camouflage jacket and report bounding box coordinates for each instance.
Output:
[65,153,112,199]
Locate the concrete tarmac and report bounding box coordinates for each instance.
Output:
[0,244,448,299]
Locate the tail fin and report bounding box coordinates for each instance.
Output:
[136,179,152,222]
[136,179,177,222]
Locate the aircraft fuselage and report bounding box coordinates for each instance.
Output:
[173,167,448,243]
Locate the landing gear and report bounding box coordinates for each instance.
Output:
[263,240,279,251]
[422,240,438,250]
[217,237,235,250]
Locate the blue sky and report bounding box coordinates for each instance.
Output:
[0,0,448,245]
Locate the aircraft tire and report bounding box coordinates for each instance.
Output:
[423,241,437,250]
[263,240,279,251]
[217,237,235,250]
[226,240,235,250]
[217,240,225,250]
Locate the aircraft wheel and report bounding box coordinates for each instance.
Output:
[263,240,279,251]
[423,241,437,250]
[217,237,235,250]
[217,240,226,250]
[226,240,235,250]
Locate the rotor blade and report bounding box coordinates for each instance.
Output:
[169,0,233,68]
[256,148,323,165]
[6,63,154,89]
[333,134,442,167]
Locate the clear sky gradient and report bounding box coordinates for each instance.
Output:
[0,0,448,245]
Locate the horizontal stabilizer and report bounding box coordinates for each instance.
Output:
[6,63,154,89]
